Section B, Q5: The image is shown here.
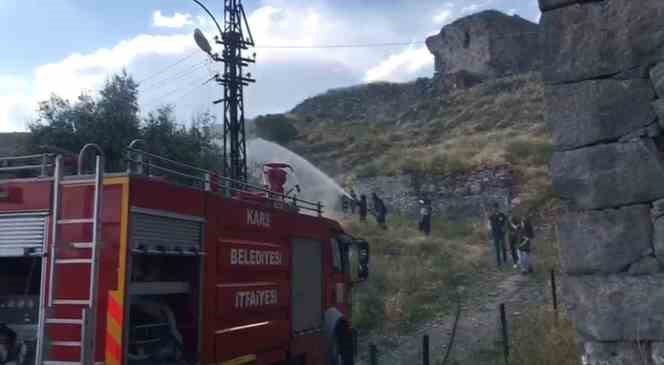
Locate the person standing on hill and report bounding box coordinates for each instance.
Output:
[372,193,388,229]
[487,203,508,267]
[359,195,368,222]
[418,199,432,236]
[507,214,520,269]
[349,188,358,214]
[516,214,535,274]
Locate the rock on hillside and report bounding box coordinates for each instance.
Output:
[426,10,541,80]
[290,78,433,124]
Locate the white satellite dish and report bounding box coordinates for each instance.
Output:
[194,28,212,55]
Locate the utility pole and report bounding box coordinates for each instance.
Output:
[193,0,255,184]
[217,0,255,184]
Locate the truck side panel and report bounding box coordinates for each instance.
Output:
[0,179,51,213]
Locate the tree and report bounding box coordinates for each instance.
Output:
[142,107,224,172]
[29,70,140,170]
[254,114,299,145]
[28,70,224,175]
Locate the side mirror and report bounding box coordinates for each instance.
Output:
[348,239,369,283]
[356,240,369,281]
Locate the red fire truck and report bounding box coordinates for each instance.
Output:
[0,142,370,365]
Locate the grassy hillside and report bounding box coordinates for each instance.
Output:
[276,72,552,212]
[343,216,487,332]
[274,72,575,362]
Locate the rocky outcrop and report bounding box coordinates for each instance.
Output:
[426,10,541,81]
[542,0,664,362]
[290,78,433,124]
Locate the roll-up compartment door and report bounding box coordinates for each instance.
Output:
[291,238,323,334]
[0,214,47,256]
[131,211,203,254]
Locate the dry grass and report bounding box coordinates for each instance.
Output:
[289,72,549,186]
[344,215,487,332]
[510,306,581,365]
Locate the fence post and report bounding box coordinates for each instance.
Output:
[370,343,378,365]
[423,334,430,365]
[551,269,558,311]
[499,303,509,365]
[551,269,558,325]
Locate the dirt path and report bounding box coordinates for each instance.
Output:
[356,252,549,365]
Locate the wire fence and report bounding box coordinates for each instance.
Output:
[360,269,560,365]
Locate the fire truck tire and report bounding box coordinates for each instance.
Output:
[328,322,354,365]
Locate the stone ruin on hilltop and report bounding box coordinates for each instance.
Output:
[426,10,541,90]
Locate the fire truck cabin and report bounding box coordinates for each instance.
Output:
[0,144,369,365]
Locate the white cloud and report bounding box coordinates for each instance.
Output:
[152,10,194,28]
[432,2,455,25]
[461,1,493,14]
[0,2,476,131]
[363,45,433,83]
[433,9,453,25]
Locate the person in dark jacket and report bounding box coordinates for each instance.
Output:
[372,193,387,229]
[418,199,432,236]
[507,215,520,268]
[349,189,358,214]
[487,203,508,267]
[516,215,535,274]
[359,195,368,222]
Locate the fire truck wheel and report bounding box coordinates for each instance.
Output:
[329,324,353,365]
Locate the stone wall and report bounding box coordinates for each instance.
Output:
[353,167,514,220]
[541,0,664,363]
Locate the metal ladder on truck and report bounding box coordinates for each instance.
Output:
[36,145,105,365]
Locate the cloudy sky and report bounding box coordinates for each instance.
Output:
[0,0,540,132]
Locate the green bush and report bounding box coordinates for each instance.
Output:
[356,161,382,177]
[254,114,299,144]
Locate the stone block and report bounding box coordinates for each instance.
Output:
[558,205,652,275]
[538,0,598,12]
[653,343,664,365]
[582,341,652,365]
[546,79,656,150]
[653,100,664,129]
[541,1,664,84]
[551,139,664,210]
[653,199,664,219]
[628,256,662,276]
[563,274,664,341]
[651,63,664,98]
[654,217,664,266]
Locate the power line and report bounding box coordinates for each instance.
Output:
[250,31,539,49]
[141,75,211,110]
[253,41,426,49]
[138,60,210,92]
[137,50,199,85]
